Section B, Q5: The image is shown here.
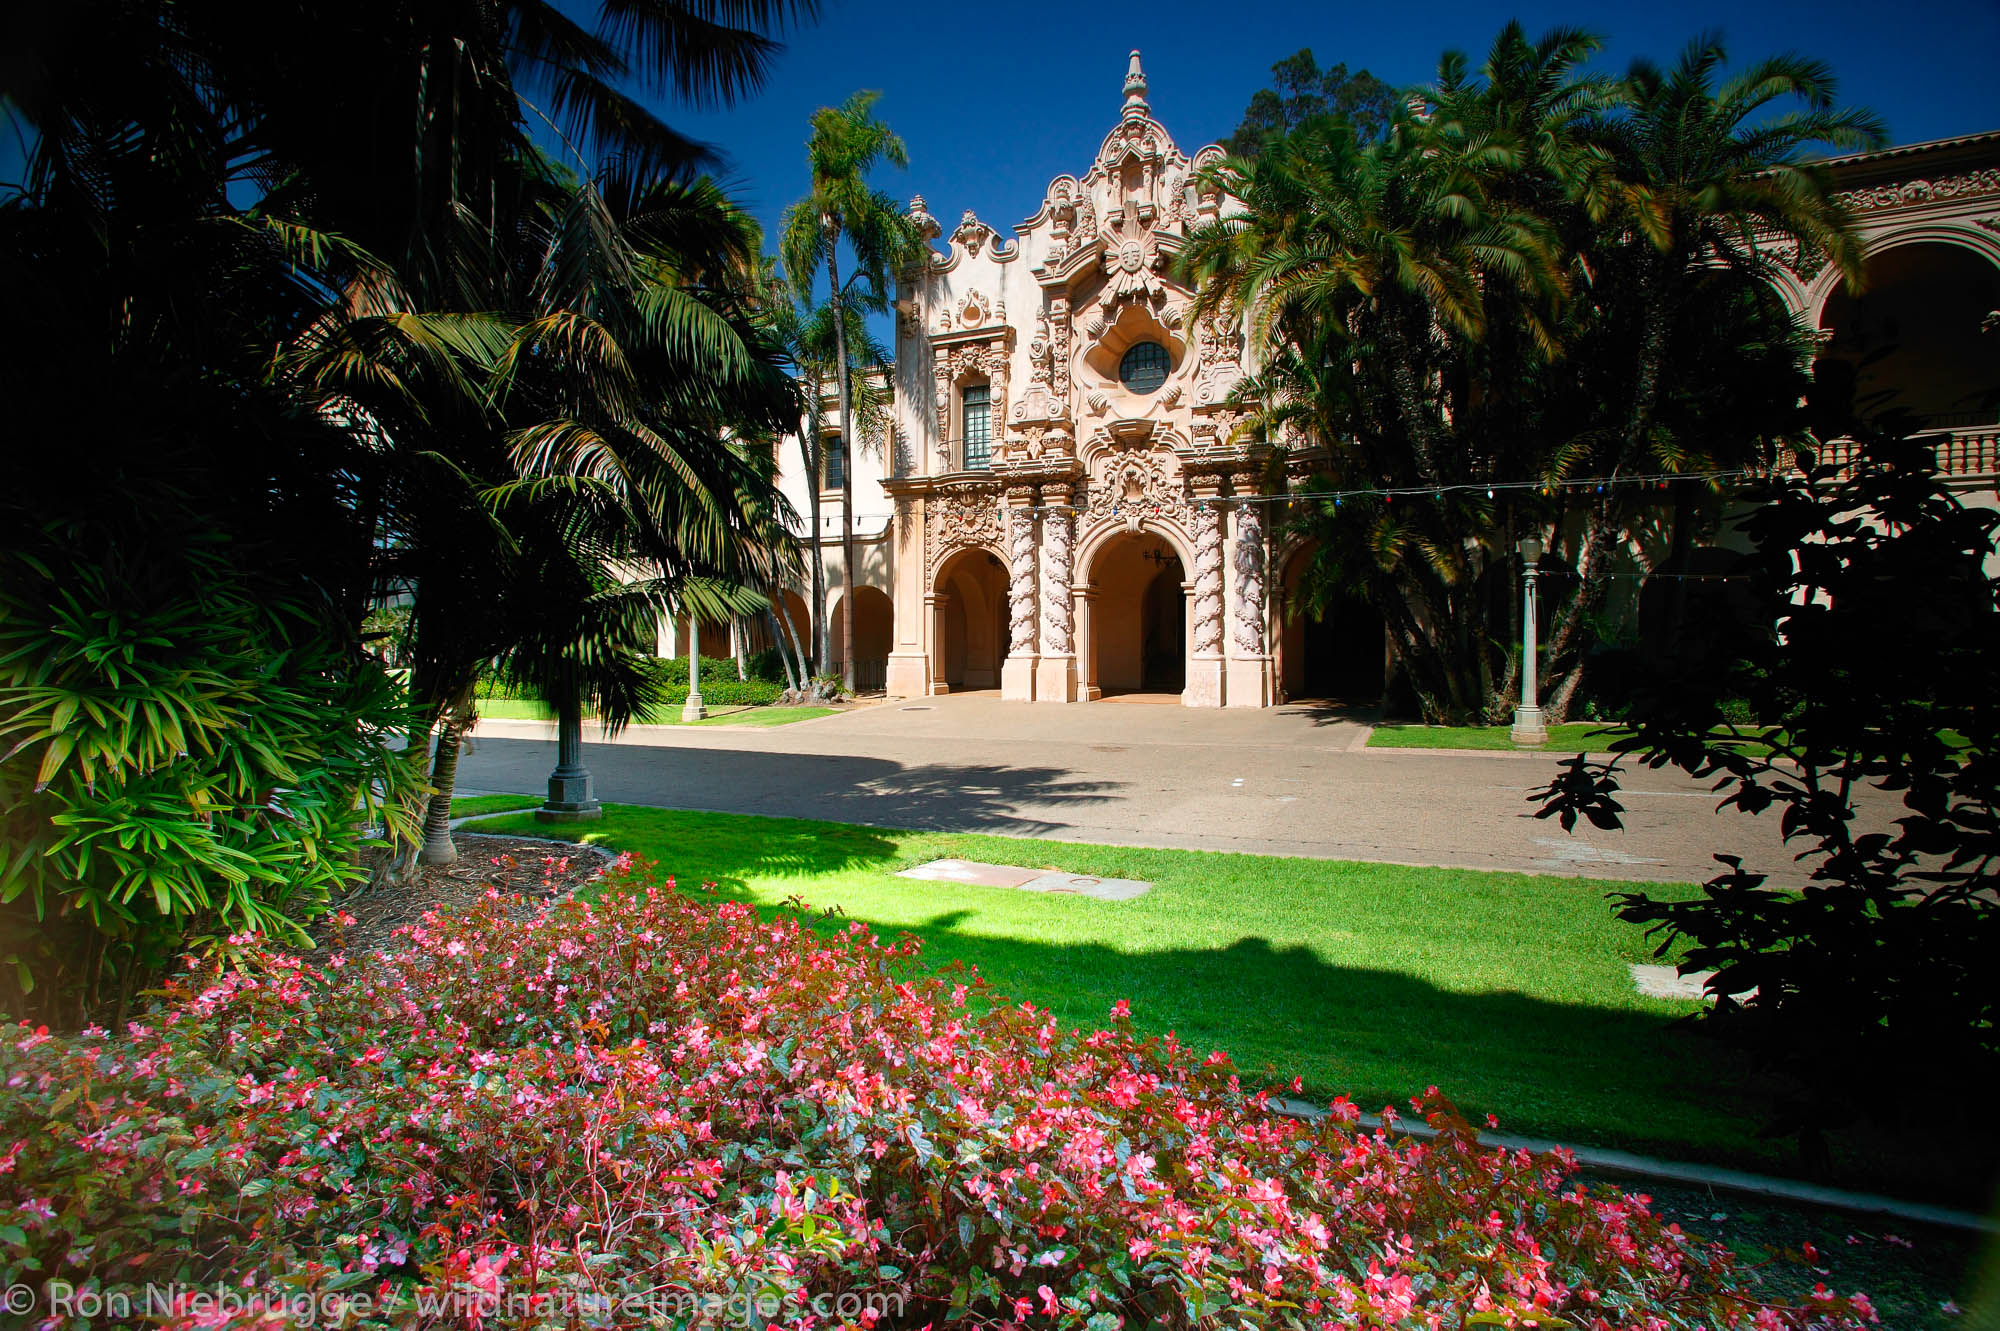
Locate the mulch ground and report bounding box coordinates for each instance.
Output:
[307,833,614,962]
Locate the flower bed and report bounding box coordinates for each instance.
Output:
[0,859,1872,1329]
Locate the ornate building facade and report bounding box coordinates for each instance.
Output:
[750,56,2000,708]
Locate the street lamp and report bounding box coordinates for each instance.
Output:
[1510,534,1548,747]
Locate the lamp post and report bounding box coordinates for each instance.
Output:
[537,696,602,822]
[1510,534,1548,747]
[681,620,707,722]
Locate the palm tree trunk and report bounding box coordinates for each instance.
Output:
[827,243,857,694]
[417,712,466,865]
[800,403,829,673]
[766,609,801,694]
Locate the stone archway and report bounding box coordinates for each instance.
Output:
[1275,542,1386,704]
[1082,528,1190,699]
[829,586,894,692]
[931,547,1010,691]
[1812,241,2000,433]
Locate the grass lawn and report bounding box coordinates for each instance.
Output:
[1369,722,1623,752]
[449,793,546,818]
[473,701,838,726]
[1369,722,1781,758]
[472,805,1857,1177]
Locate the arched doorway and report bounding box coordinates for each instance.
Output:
[933,547,1010,692]
[1814,242,2000,432]
[1086,530,1186,697]
[1277,543,1385,703]
[830,586,894,692]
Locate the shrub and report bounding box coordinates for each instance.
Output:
[0,531,424,1027]
[1533,434,1999,1161]
[641,655,784,708]
[0,862,1872,1329]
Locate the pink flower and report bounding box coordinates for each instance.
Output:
[1038,1284,1058,1315]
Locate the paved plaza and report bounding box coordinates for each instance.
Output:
[456,693,1868,888]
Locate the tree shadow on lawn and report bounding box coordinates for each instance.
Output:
[491,809,1996,1208]
[458,737,1123,839]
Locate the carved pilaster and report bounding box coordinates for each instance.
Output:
[1040,483,1075,655]
[1006,486,1039,656]
[1230,486,1265,657]
[1190,500,1223,654]
[932,348,952,469]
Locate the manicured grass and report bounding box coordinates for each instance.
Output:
[1369,722,1781,758]
[471,806,1751,1152]
[473,701,838,727]
[682,704,839,727]
[464,804,1985,1201]
[1369,722,1623,752]
[449,793,546,818]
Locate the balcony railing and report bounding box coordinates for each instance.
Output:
[1808,423,2000,478]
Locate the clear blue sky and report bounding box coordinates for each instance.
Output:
[664,0,1999,258]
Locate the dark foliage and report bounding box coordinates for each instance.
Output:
[1227,48,1399,154]
[1532,433,2000,1166]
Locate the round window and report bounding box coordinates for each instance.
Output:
[1119,341,1170,394]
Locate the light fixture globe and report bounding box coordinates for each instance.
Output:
[1517,534,1543,564]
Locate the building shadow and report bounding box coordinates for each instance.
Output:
[458,737,1124,840]
[1274,698,1383,729]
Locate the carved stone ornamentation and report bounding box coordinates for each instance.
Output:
[1190,500,1223,654]
[925,485,1004,578]
[1194,313,1246,407]
[933,341,1010,467]
[1006,488,1039,655]
[953,210,998,257]
[1230,499,1265,656]
[1831,168,2000,212]
[1084,450,1182,523]
[1041,485,1075,655]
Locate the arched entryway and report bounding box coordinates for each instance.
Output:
[829,586,894,692]
[932,547,1010,692]
[1276,543,1386,703]
[1085,530,1187,698]
[1814,242,2000,432]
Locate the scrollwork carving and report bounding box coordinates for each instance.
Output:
[1230,501,1265,656]
[925,486,1003,578]
[1007,491,1038,655]
[1190,502,1223,654]
[1041,487,1075,655]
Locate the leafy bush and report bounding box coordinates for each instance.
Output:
[0,531,423,1027]
[1534,434,1998,1160]
[0,863,1872,1329]
[641,655,784,708]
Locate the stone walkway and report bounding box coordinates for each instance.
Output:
[459,693,1898,887]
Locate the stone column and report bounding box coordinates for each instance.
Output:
[1184,485,1226,707]
[1034,481,1078,702]
[1074,586,1101,701]
[923,590,949,695]
[1000,484,1039,700]
[1226,474,1274,708]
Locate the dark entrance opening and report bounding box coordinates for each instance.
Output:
[1141,561,1185,691]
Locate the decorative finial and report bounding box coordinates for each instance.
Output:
[908,193,940,241]
[1124,50,1148,114]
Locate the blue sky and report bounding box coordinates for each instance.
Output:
[669,0,2000,261]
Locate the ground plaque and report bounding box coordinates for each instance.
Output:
[898,859,1151,901]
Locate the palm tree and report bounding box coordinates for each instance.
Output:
[1182,100,1566,721]
[1531,35,1885,716]
[779,92,925,692]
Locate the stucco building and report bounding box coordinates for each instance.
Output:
[710,55,2000,707]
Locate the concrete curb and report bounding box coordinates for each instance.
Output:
[1270,1098,1995,1233]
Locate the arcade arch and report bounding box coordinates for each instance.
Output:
[829,586,894,692]
[1275,542,1386,704]
[1082,528,1189,697]
[932,547,1010,691]
[1812,241,2000,432]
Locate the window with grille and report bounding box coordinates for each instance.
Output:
[821,434,845,490]
[962,384,992,470]
[1120,341,1170,394]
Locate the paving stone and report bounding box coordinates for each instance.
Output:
[896,859,1041,887]
[897,860,1151,901]
[1629,963,1717,1001]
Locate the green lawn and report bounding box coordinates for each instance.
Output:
[473,701,838,727]
[1369,722,1780,758]
[1369,722,1623,752]
[469,807,1746,1152]
[458,804,1981,1201]
[449,793,546,818]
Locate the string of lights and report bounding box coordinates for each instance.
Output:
[1066,466,1770,517]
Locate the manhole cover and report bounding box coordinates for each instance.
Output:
[900,705,933,711]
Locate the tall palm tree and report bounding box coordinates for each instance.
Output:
[1531,35,1885,716]
[778,91,924,692]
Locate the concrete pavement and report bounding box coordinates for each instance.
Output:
[456,693,1853,887]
